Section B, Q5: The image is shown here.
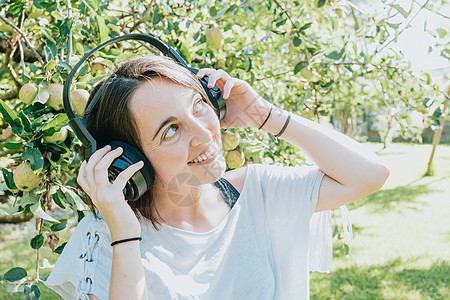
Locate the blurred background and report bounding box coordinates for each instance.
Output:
[0,0,448,298]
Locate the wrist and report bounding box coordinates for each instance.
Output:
[260,106,289,136]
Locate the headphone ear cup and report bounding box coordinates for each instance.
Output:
[108,141,154,201]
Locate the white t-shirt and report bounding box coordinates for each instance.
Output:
[45,163,333,299]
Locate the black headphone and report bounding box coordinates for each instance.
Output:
[63,33,226,201]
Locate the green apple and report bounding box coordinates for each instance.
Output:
[13,162,42,191]
[71,89,89,117]
[45,83,64,110]
[288,41,299,52]
[206,28,223,49]
[90,62,107,75]
[19,83,38,105]
[226,150,245,169]
[300,67,313,80]
[222,131,240,151]
[44,126,68,144]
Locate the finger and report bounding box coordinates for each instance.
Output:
[207,69,232,88]
[196,68,214,78]
[222,78,236,99]
[93,147,124,189]
[113,161,145,191]
[77,160,90,194]
[85,145,112,192]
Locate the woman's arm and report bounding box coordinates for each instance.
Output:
[109,241,149,299]
[262,106,390,211]
[196,68,389,211]
[77,146,149,299]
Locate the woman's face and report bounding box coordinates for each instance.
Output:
[129,76,227,189]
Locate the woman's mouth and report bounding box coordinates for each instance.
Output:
[188,148,218,165]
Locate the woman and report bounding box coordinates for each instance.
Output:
[45,55,389,299]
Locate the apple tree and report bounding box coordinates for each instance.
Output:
[0,0,447,297]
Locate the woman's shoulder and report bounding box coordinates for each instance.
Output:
[223,166,248,193]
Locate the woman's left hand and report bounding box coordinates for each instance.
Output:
[196,68,271,129]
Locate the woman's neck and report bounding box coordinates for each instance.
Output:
[152,182,228,229]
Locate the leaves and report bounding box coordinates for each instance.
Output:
[0,99,20,126]
[95,15,108,43]
[24,284,41,300]
[30,234,45,249]
[4,267,27,282]
[22,148,44,171]
[389,4,411,19]
[2,168,18,190]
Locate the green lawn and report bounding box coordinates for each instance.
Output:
[311,143,450,299]
[1,143,449,299]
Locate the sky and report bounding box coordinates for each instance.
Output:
[361,0,449,79]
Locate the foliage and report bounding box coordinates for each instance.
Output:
[0,0,448,297]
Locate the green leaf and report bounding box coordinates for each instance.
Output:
[389,4,411,19]
[62,188,89,211]
[176,40,191,64]
[2,168,18,190]
[0,99,20,126]
[436,28,447,39]
[4,267,27,282]
[293,36,302,47]
[332,225,338,238]
[53,242,67,254]
[50,219,67,231]
[317,0,326,8]
[30,234,44,249]
[42,113,69,132]
[298,22,312,33]
[34,87,50,104]
[30,202,59,222]
[19,111,32,132]
[325,51,342,60]
[7,1,26,17]
[96,15,108,43]
[423,98,434,108]
[24,284,41,300]
[2,141,23,149]
[387,22,401,30]
[294,61,308,74]
[22,148,44,171]
[59,17,73,37]
[244,55,252,72]
[52,189,67,209]
[41,143,67,154]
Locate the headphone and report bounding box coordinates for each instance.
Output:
[63,33,226,201]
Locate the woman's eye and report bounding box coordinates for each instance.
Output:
[194,99,204,113]
[164,125,178,140]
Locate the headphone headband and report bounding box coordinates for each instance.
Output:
[63,33,226,159]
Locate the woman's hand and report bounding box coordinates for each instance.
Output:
[196,68,271,129]
[77,145,145,241]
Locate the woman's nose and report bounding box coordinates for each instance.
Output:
[189,119,214,147]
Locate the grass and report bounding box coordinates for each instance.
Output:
[311,143,450,299]
[1,143,449,299]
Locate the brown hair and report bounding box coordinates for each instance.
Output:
[84,55,213,231]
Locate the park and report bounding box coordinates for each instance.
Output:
[0,0,449,299]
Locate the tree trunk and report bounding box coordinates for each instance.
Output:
[0,212,34,224]
[425,87,450,176]
[425,118,446,176]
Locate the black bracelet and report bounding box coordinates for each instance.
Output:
[275,113,291,138]
[110,237,142,247]
[258,105,272,130]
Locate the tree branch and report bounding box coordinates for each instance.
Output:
[0,13,45,66]
[378,0,430,52]
[66,0,73,62]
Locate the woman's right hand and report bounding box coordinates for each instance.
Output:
[77,145,145,241]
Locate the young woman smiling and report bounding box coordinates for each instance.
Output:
[45,55,389,300]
